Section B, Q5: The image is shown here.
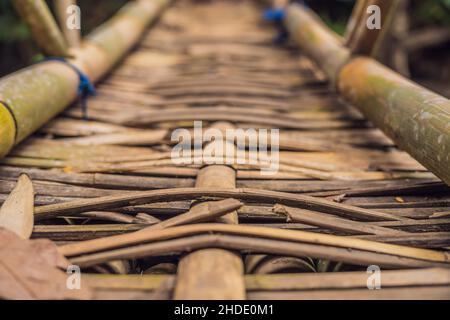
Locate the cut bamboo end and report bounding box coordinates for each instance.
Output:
[0,102,16,158]
[83,0,170,82]
[174,123,246,300]
[0,0,169,160]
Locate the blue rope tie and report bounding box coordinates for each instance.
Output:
[263,8,288,44]
[44,57,96,119]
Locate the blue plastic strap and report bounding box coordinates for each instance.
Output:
[44,57,96,119]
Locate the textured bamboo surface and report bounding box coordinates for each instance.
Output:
[0,0,449,300]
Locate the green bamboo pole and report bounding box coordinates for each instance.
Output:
[12,0,69,57]
[284,3,450,186]
[0,0,170,158]
[54,0,81,48]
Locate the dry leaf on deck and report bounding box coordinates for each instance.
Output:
[0,228,92,300]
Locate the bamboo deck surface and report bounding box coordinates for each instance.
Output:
[1,0,449,300]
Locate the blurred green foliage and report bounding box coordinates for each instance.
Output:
[306,0,450,35]
[0,0,29,42]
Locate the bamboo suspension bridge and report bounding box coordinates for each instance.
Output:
[0,0,449,300]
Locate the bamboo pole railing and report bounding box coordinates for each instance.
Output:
[0,0,170,158]
[283,3,450,186]
[54,0,81,48]
[345,0,400,57]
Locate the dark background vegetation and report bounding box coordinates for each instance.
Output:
[0,0,449,93]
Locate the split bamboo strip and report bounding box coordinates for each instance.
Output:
[68,234,445,269]
[54,0,81,48]
[0,174,34,239]
[0,0,170,157]
[12,0,68,56]
[284,3,450,186]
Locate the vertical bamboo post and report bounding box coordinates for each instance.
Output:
[345,0,401,57]
[345,0,368,44]
[174,123,246,300]
[12,0,69,57]
[54,0,81,48]
[284,4,350,83]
